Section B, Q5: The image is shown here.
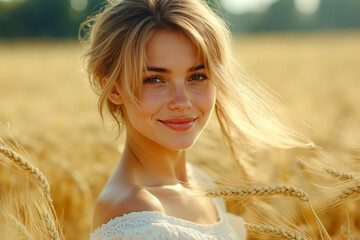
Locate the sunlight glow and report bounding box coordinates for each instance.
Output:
[294,0,321,15]
[70,0,88,12]
[220,0,277,14]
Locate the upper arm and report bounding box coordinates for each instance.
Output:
[91,196,116,231]
[91,188,164,231]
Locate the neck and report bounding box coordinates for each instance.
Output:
[118,131,189,187]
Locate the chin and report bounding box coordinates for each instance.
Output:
[162,142,195,151]
[161,137,198,151]
[171,144,194,151]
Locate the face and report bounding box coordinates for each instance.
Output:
[119,30,216,150]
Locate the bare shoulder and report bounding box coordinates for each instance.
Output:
[92,183,164,231]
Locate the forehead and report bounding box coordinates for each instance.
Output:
[145,30,199,68]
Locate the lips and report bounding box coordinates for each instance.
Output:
[159,117,197,131]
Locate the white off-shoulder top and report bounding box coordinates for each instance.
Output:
[90,164,247,240]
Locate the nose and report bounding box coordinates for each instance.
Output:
[168,84,192,111]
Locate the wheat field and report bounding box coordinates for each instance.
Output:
[0,31,359,239]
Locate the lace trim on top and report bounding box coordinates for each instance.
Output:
[90,198,239,239]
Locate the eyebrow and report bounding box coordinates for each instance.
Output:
[146,64,205,73]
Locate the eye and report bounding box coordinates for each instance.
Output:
[143,76,165,85]
[189,73,208,82]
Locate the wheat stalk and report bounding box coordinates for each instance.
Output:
[42,211,60,240]
[245,223,308,240]
[0,146,52,203]
[336,182,360,201]
[206,185,309,201]
[324,168,355,181]
[6,214,33,240]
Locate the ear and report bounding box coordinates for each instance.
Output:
[102,78,123,105]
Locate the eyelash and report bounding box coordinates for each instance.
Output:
[143,74,208,85]
[189,74,208,82]
[142,76,163,85]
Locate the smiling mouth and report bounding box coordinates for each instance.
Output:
[159,117,197,131]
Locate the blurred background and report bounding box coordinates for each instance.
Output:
[1,0,359,141]
[1,0,360,37]
[0,0,360,239]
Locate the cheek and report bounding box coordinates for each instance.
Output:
[193,85,216,113]
[136,91,166,117]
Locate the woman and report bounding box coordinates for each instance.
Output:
[81,0,312,239]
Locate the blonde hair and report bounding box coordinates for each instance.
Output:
[80,0,314,177]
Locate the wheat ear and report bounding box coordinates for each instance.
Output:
[206,185,331,240]
[206,185,309,201]
[336,182,360,201]
[7,214,33,240]
[324,168,355,181]
[0,145,58,226]
[42,211,60,240]
[340,225,354,240]
[244,223,308,240]
[0,146,52,203]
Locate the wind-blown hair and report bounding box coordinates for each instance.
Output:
[80,0,314,177]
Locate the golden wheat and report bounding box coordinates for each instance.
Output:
[0,146,52,204]
[6,214,33,240]
[336,182,360,201]
[49,158,91,200]
[206,185,309,201]
[0,144,62,239]
[244,223,308,240]
[42,211,60,240]
[324,168,355,181]
[1,32,360,239]
[207,185,332,239]
[340,225,354,240]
